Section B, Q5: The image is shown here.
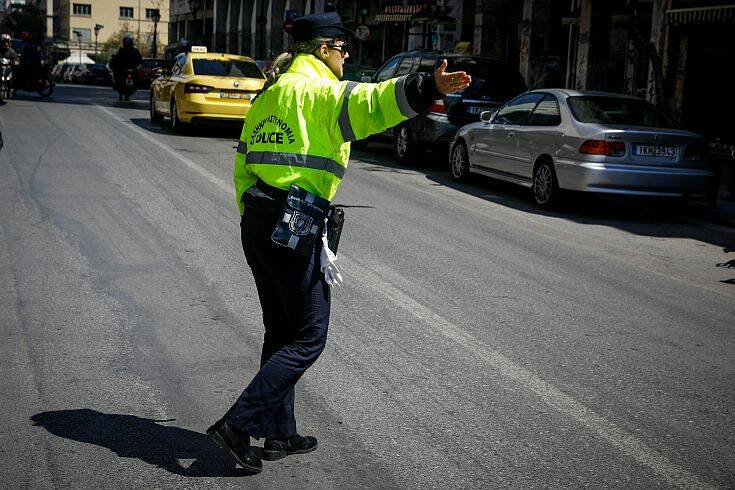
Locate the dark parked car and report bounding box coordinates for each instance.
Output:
[138,58,166,88]
[360,51,527,164]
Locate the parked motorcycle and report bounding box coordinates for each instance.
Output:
[0,57,13,103]
[114,68,137,101]
[13,61,54,98]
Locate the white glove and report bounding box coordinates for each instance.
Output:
[320,235,343,287]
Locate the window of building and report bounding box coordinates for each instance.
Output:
[120,7,134,19]
[72,3,91,16]
[145,8,160,20]
[72,28,92,42]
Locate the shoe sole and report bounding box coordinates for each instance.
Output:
[207,427,263,473]
[262,441,318,461]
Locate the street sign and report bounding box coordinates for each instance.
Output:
[355,24,370,41]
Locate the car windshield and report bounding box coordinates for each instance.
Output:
[193,59,264,79]
[446,57,526,101]
[567,96,677,128]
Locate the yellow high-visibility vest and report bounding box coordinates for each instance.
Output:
[233,53,418,214]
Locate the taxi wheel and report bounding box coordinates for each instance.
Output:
[170,99,188,133]
[150,93,164,124]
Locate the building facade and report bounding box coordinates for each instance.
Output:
[56,0,169,58]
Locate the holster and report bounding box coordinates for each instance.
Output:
[326,206,345,254]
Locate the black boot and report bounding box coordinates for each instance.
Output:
[262,434,318,461]
[207,419,262,473]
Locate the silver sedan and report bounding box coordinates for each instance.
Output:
[448,89,715,208]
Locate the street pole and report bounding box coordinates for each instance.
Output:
[93,24,103,61]
[151,12,160,59]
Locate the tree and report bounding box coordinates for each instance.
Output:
[97,24,156,64]
[1,3,45,43]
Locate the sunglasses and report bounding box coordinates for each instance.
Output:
[325,43,348,57]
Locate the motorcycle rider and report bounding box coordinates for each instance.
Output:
[0,34,19,64]
[110,35,142,100]
[17,31,41,90]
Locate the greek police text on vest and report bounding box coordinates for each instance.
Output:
[250,115,296,146]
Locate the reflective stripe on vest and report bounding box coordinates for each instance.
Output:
[394,75,418,119]
[245,150,346,179]
[338,81,359,143]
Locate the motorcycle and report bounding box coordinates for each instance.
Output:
[13,61,54,98]
[115,68,137,101]
[0,58,13,103]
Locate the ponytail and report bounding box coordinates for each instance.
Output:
[255,37,333,100]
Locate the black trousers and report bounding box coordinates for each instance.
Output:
[226,218,330,439]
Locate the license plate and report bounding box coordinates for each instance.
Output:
[220,90,251,99]
[467,106,485,115]
[633,144,678,159]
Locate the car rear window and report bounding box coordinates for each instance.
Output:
[567,96,677,128]
[446,57,526,102]
[193,59,264,79]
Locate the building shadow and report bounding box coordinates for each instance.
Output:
[30,409,259,477]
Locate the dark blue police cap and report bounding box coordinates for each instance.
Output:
[292,12,353,44]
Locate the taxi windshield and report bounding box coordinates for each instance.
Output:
[193,59,265,79]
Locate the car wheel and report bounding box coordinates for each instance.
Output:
[532,159,560,209]
[150,93,164,124]
[170,99,187,133]
[393,123,417,165]
[449,141,471,182]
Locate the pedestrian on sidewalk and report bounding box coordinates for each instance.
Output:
[207,12,471,473]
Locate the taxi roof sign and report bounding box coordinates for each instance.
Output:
[191,46,208,53]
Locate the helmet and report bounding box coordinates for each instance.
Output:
[122,35,133,47]
[1,34,11,43]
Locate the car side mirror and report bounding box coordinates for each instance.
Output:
[480,110,496,123]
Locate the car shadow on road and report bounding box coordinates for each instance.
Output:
[130,118,242,139]
[353,142,735,251]
[30,409,259,477]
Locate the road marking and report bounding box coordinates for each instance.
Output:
[93,102,710,488]
[342,254,709,488]
[93,104,233,195]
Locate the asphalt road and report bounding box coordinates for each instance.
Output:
[1,85,734,488]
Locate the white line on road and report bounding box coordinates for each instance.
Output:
[93,102,710,488]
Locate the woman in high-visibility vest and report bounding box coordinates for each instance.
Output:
[208,12,471,472]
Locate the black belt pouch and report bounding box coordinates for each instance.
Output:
[271,185,329,255]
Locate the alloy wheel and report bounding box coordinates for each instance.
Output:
[533,164,554,205]
[451,144,466,179]
[396,126,408,158]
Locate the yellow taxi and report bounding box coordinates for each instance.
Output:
[149,47,266,132]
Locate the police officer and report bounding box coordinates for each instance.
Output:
[207,13,470,472]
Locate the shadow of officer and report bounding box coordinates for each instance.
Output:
[30,409,259,477]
